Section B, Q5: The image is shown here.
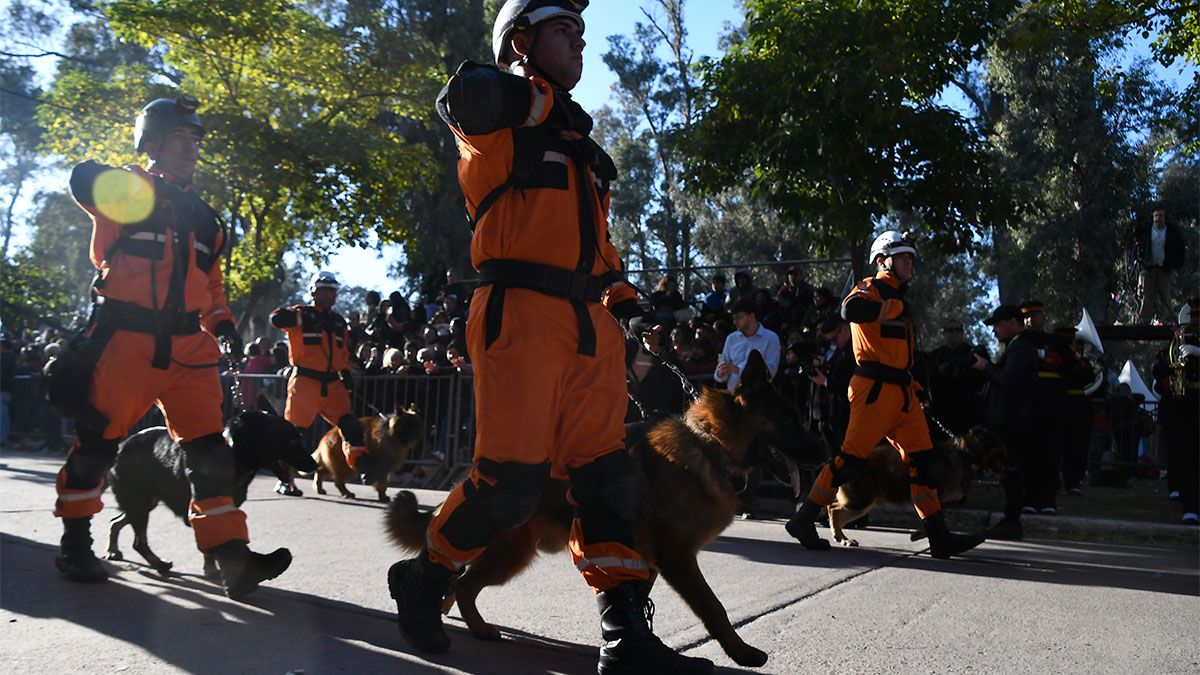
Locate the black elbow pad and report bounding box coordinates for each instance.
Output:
[437,61,534,136]
[69,160,111,208]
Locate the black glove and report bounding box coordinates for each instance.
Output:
[213,320,243,362]
[339,369,355,391]
[545,91,593,136]
[610,299,647,323]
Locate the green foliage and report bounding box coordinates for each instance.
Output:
[0,253,80,330]
[1047,0,1199,155]
[983,3,1167,323]
[687,0,1017,277]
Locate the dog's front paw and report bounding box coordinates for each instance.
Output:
[377,493,390,503]
[340,492,357,500]
[839,537,859,547]
[105,551,124,561]
[728,643,768,667]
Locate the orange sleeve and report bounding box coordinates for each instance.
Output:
[200,229,236,333]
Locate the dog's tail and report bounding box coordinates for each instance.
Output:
[384,490,431,552]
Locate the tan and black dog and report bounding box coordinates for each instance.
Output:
[828,426,1008,547]
[312,407,422,502]
[385,350,829,668]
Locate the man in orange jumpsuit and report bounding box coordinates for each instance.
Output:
[52,96,291,598]
[784,231,987,559]
[270,271,369,493]
[387,2,711,672]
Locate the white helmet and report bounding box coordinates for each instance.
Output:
[310,270,340,293]
[869,231,917,265]
[492,0,587,67]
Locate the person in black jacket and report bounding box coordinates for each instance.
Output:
[972,304,1039,540]
[1020,300,1076,515]
[1135,208,1186,323]
[925,319,986,437]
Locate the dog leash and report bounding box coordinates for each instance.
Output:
[346,382,388,419]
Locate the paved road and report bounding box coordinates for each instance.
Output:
[2,450,1197,674]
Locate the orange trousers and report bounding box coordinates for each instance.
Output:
[53,329,248,551]
[283,376,364,465]
[426,287,647,591]
[808,374,941,518]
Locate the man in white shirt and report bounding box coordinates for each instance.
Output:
[715,298,781,389]
[1137,208,1185,323]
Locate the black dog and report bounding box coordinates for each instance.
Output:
[105,400,317,577]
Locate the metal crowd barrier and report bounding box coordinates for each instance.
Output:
[0,370,1176,488]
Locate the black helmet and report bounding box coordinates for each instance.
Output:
[134,95,204,153]
[492,0,587,67]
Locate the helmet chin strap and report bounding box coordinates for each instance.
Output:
[518,26,571,91]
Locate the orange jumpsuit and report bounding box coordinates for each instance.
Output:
[427,62,644,591]
[270,304,365,465]
[55,162,248,551]
[806,271,943,519]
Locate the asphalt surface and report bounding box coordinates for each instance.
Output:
[2,450,1197,674]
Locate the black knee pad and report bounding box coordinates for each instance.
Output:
[568,449,646,524]
[336,414,364,448]
[477,458,551,529]
[66,438,119,488]
[182,433,236,499]
[438,458,550,551]
[829,451,867,488]
[908,449,945,489]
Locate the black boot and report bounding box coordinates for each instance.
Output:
[209,540,292,600]
[388,550,454,654]
[597,582,713,675]
[986,517,1024,541]
[922,512,986,559]
[55,517,108,582]
[784,499,831,550]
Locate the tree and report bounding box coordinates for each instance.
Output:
[982,3,1168,323]
[0,57,44,260]
[1047,0,1199,155]
[600,0,700,283]
[687,0,1017,278]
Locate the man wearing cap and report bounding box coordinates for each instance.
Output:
[270,271,369,496]
[388,2,709,672]
[925,320,986,437]
[785,231,987,558]
[1019,300,1074,515]
[972,304,1039,539]
[52,96,290,598]
[777,265,814,309]
[1054,325,1096,497]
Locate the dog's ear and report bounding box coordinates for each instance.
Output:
[257,393,279,416]
[735,350,772,399]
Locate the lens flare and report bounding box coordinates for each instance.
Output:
[93,168,155,224]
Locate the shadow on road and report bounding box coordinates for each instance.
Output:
[0,533,598,673]
[709,531,1198,597]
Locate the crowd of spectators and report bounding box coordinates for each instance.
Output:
[2,261,1195,527]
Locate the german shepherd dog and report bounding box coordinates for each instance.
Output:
[385,350,829,668]
[828,426,1008,547]
[106,398,317,576]
[312,407,423,502]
